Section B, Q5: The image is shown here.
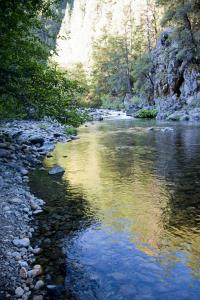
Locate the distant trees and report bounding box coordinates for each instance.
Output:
[89,0,163,108]
[142,0,162,51]
[90,4,146,108]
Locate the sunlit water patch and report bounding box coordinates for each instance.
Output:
[30,119,200,299]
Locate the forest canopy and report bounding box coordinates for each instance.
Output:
[0,0,86,126]
[0,0,200,117]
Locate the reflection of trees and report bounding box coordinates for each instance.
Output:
[51,121,168,254]
[39,120,200,281]
[29,169,94,296]
[153,127,200,278]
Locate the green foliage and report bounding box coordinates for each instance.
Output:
[196,46,200,60]
[132,54,154,102]
[64,126,78,136]
[157,0,200,57]
[90,28,145,108]
[135,109,158,119]
[0,0,85,126]
[101,96,125,110]
[38,124,49,130]
[131,96,141,105]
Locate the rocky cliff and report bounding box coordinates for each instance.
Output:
[152,30,200,121]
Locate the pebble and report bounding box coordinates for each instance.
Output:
[19,267,28,279]
[15,287,24,297]
[13,238,30,248]
[28,265,42,278]
[8,197,22,204]
[19,261,29,268]
[30,200,39,210]
[20,168,29,176]
[32,247,42,255]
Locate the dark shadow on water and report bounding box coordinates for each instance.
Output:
[29,169,94,299]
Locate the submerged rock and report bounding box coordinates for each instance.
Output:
[161,127,174,133]
[47,285,65,297]
[48,165,65,175]
[34,280,45,290]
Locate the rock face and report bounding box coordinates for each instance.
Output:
[151,30,200,120]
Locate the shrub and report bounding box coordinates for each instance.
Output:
[64,126,78,136]
[135,109,158,119]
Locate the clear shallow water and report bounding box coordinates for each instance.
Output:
[30,119,200,299]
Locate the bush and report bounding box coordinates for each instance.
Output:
[64,126,78,136]
[135,109,158,119]
[0,0,87,127]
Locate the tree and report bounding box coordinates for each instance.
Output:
[156,0,200,58]
[140,0,162,51]
[0,0,85,126]
[90,24,145,107]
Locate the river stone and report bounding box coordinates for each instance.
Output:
[48,165,65,175]
[12,251,21,260]
[13,238,30,248]
[8,197,22,204]
[20,168,29,176]
[15,287,24,297]
[19,261,29,268]
[19,267,28,279]
[34,280,45,290]
[31,264,42,277]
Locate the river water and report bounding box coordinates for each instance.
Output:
[30,117,200,300]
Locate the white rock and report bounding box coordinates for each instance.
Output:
[13,238,30,248]
[161,127,174,133]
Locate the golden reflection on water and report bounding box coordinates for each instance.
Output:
[44,122,200,277]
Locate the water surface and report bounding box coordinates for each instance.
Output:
[30,118,200,299]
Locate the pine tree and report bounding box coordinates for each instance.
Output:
[156,0,200,58]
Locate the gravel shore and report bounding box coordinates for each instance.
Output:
[0,119,73,300]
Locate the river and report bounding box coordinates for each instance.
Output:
[30,117,200,300]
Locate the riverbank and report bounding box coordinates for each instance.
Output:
[0,109,116,299]
[0,118,77,299]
